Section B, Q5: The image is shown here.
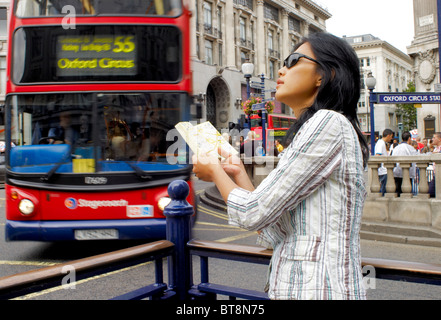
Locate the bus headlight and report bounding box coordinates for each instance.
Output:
[18,199,35,215]
[158,197,171,211]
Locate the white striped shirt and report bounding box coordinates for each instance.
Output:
[227,110,367,300]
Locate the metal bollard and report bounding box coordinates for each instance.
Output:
[163,179,194,300]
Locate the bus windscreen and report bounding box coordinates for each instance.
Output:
[7,92,189,175]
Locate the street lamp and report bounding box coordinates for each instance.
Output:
[241,60,254,99]
[241,60,254,129]
[366,72,377,155]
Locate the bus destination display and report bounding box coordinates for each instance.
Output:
[56,35,137,77]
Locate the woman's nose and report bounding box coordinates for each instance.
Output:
[278,66,286,77]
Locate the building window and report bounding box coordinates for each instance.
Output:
[240,51,247,65]
[269,60,275,80]
[196,36,200,60]
[250,21,254,45]
[264,3,279,22]
[268,30,273,50]
[290,39,296,53]
[218,43,223,65]
[0,7,6,36]
[234,0,253,10]
[389,113,394,126]
[204,1,212,27]
[205,40,213,65]
[239,17,246,41]
[218,7,222,37]
[288,16,301,33]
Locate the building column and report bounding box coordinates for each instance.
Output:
[224,0,236,69]
[197,0,204,61]
[189,0,197,60]
[256,0,265,75]
[281,9,289,61]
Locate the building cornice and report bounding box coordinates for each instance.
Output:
[351,40,412,64]
[297,0,332,19]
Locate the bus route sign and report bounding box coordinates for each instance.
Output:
[56,34,137,77]
[377,93,441,104]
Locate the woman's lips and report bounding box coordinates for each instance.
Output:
[276,79,284,88]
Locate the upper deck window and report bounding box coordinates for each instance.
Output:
[15,0,182,17]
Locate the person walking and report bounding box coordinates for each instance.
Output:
[375,129,394,195]
[392,131,418,196]
[192,32,369,300]
[428,132,441,197]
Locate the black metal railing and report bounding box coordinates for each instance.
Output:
[1,180,441,300]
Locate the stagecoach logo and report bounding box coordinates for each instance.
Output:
[64,197,128,210]
[65,198,78,210]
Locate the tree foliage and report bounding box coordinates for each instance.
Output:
[395,81,417,131]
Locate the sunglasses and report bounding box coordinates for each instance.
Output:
[283,52,320,69]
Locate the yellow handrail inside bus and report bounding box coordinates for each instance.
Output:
[80,0,96,14]
[154,0,165,15]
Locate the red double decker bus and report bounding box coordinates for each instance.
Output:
[249,113,296,152]
[4,0,195,241]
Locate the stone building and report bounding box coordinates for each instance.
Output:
[407,0,440,139]
[190,0,331,129]
[0,1,7,106]
[343,34,413,139]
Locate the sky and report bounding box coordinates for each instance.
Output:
[323,0,415,53]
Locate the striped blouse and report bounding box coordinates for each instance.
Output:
[227,109,367,300]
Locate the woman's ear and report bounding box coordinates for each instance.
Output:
[316,76,322,87]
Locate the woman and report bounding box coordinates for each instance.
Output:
[192,32,369,300]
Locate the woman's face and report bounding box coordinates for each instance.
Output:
[275,42,322,117]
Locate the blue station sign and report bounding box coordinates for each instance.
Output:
[251,102,266,111]
[377,93,441,104]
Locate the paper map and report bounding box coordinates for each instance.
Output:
[175,121,238,156]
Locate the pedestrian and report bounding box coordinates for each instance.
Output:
[431,133,441,153]
[192,32,369,300]
[241,130,256,157]
[416,136,424,151]
[421,138,429,154]
[428,132,441,197]
[411,140,419,153]
[392,131,418,196]
[375,129,394,196]
[275,139,284,153]
[389,138,398,155]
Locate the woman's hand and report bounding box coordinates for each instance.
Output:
[219,148,245,180]
[192,147,254,202]
[219,148,255,192]
[192,152,222,182]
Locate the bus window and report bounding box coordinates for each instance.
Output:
[15,0,182,17]
[7,92,188,174]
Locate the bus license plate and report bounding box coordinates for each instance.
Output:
[74,229,118,240]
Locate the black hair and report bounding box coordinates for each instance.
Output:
[401,131,411,142]
[282,32,369,167]
[382,129,394,137]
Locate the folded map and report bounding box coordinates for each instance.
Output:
[175,121,238,157]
